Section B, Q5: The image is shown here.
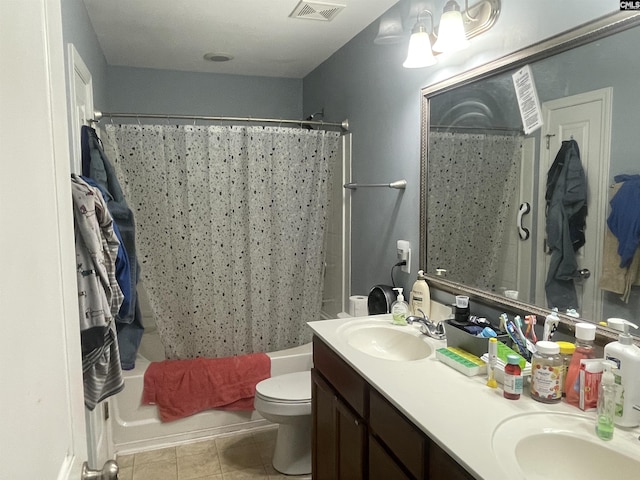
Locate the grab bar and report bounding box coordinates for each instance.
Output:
[343,179,407,190]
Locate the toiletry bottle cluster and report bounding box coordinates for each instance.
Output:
[474,309,640,442]
[547,318,640,441]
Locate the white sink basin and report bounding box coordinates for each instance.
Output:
[492,412,640,479]
[338,320,433,361]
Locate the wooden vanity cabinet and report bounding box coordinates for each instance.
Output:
[312,338,368,480]
[312,335,476,480]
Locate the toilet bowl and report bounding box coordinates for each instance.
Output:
[254,371,312,475]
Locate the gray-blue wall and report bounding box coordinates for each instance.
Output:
[106,67,302,119]
[303,0,620,297]
[61,1,302,121]
[61,0,108,107]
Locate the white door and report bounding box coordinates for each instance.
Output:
[535,88,612,321]
[67,44,115,471]
[0,1,88,478]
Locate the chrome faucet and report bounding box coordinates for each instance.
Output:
[407,309,446,340]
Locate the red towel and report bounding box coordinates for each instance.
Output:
[142,353,271,422]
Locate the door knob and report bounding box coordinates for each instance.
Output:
[578,268,591,279]
[81,460,119,480]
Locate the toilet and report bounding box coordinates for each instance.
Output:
[254,371,312,475]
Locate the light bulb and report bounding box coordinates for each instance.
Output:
[403,29,436,68]
[432,5,470,53]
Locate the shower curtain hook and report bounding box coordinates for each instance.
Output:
[136,116,141,126]
[165,114,170,126]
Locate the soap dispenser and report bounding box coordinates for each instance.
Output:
[391,288,409,326]
[604,318,640,427]
[409,270,431,317]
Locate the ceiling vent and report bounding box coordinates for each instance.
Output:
[289,1,345,21]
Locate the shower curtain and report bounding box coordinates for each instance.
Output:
[103,124,340,359]
[427,131,523,291]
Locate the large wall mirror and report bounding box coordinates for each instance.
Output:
[420,12,640,339]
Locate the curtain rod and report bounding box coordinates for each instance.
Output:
[430,125,523,134]
[89,111,349,132]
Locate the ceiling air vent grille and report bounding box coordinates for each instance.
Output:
[290,1,345,22]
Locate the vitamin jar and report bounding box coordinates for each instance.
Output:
[530,341,563,404]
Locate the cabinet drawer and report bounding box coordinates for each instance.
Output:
[369,388,426,479]
[313,336,368,417]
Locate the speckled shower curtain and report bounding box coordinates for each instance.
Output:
[104,124,340,359]
[427,132,522,291]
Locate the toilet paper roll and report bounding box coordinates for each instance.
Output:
[349,295,369,317]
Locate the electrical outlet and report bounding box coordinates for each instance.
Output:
[396,240,411,274]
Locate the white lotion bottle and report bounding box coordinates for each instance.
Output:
[391,288,410,326]
[604,318,640,427]
[409,270,431,318]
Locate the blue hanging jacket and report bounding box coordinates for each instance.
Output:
[608,174,640,268]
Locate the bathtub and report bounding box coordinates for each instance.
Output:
[110,329,313,454]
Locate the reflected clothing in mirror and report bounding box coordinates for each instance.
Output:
[544,140,587,310]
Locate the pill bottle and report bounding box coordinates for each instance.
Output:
[530,341,563,404]
[503,354,523,400]
[556,341,576,397]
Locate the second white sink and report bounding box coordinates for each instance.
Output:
[492,412,640,479]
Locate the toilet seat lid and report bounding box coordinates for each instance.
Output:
[255,371,311,403]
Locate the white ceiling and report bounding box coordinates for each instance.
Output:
[83,0,401,79]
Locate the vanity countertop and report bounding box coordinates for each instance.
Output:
[308,314,640,480]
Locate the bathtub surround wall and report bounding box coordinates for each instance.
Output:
[104,124,340,358]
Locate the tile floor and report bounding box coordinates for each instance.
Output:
[116,426,312,480]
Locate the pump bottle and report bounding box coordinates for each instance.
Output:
[564,323,596,407]
[391,288,410,326]
[409,270,431,317]
[604,318,640,427]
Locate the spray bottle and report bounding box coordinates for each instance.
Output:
[596,361,618,441]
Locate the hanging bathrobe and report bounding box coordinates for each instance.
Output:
[71,175,124,409]
[544,139,588,310]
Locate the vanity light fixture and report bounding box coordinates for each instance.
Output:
[403,10,436,68]
[402,0,501,68]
